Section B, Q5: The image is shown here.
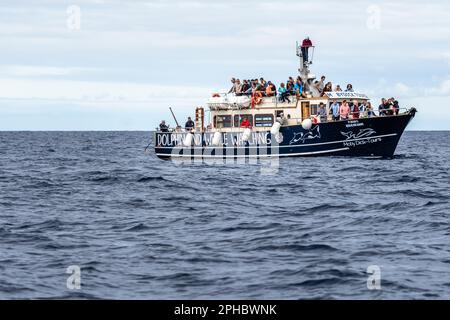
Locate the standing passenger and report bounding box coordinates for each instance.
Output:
[340,100,350,120]
[331,100,340,121]
[159,120,169,132]
[317,102,327,122]
[185,117,195,131]
[351,100,360,119]
[301,37,313,64]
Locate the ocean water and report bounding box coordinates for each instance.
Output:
[0,131,449,299]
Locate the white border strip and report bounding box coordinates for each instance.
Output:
[156,147,350,158]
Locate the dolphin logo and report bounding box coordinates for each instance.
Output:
[290,125,321,144]
[340,128,376,140]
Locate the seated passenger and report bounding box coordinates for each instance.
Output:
[256,80,265,95]
[286,79,295,95]
[234,79,242,96]
[317,102,327,122]
[340,100,350,120]
[335,84,343,92]
[228,78,236,94]
[322,82,333,96]
[278,83,291,103]
[241,80,250,95]
[265,81,276,97]
[159,120,169,132]
[294,79,307,98]
[241,118,251,128]
[345,84,354,92]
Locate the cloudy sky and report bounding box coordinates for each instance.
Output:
[0,0,449,130]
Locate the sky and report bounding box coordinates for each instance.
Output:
[0,0,449,130]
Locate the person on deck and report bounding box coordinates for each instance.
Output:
[241,80,250,95]
[340,100,350,120]
[278,83,291,103]
[294,78,307,98]
[351,100,360,119]
[345,84,354,92]
[185,117,195,131]
[366,102,376,117]
[317,102,327,122]
[331,100,340,121]
[301,37,313,64]
[159,120,169,132]
[228,78,236,94]
[241,118,251,128]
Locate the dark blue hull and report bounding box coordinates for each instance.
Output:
[154,111,416,159]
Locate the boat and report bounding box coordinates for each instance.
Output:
[153,39,417,160]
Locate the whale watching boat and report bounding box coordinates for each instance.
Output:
[154,39,416,160]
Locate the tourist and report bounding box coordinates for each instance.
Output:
[241,80,250,95]
[366,102,376,117]
[318,76,326,93]
[340,100,350,120]
[159,120,169,132]
[331,100,340,121]
[317,102,327,122]
[310,80,321,97]
[260,78,267,88]
[266,81,276,97]
[278,83,291,103]
[228,78,236,94]
[234,79,242,96]
[185,117,195,131]
[335,84,343,92]
[294,78,306,98]
[391,97,400,115]
[351,100,360,119]
[256,80,265,94]
[378,98,388,116]
[286,79,295,95]
[345,84,354,92]
[322,82,333,96]
[301,37,313,64]
[241,117,251,128]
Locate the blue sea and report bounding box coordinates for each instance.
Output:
[0,131,449,299]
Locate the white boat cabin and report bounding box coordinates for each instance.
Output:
[196,91,370,133]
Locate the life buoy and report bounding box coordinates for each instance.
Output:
[312,116,318,124]
[251,91,263,108]
[212,93,221,98]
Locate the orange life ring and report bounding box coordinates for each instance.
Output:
[212,93,221,98]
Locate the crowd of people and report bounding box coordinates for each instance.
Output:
[228,76,355,101]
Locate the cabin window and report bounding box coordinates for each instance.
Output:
[233,114,254,127]
[214,115,232,128]
[254,114,274,127]
[310,104,319,115]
